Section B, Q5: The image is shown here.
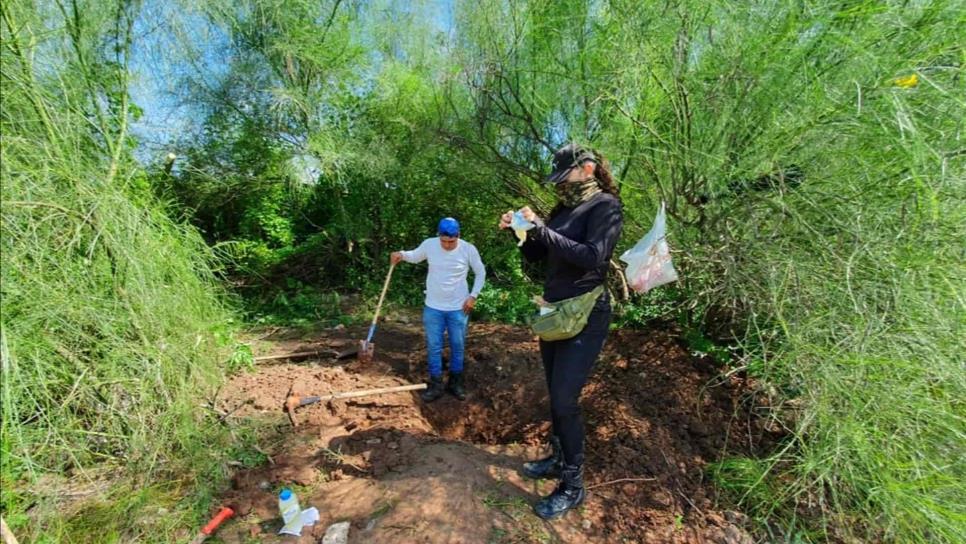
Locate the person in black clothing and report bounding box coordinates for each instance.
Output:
[499,143,623,519]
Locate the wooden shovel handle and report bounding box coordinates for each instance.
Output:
[370,263,396,329]
[1,516,19,544]
[316,383,427,402]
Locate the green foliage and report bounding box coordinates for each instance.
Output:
[474,285,536,325]
[0,0,244,541]
[244,283,351,327]
[225,342,255,374]
[708,457,779,520]
[613,287,683,328]
[682,329,733,366]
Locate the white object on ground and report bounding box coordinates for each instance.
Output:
[278,507,320,536]
[619,201,679,293]
[322,521,352,544]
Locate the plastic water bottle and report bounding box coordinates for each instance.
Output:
[278,488,301,527]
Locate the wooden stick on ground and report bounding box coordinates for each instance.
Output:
[285,383,427,426]
[1,516,20,544]
[586,477,657,490]
[316,383,426,402]
[254,349,337,362]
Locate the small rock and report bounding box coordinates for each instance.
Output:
[653,491,673,507]
[365,518,377,531]
[329,400,347,416]
[724,510,749,526]
[258,480,271,491]
[705,526,727,543]
[689,419,710,436]
[581,519,592,530]
[322,520,351,544]
[706,512,726,527]
[235,500,254,516]
[387,442,399,450]
[722,524,753,544]
[292,467,318,486]
[333,324,346,331]
[309,524,326,538]
[366,438,382,445]
[157,507,169,515]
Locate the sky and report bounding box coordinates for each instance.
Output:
[127,0,456,165]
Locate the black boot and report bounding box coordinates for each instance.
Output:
[533,464,585,520]
[420,376,445,403]
[522,436,563,479]
[447,372,466,400]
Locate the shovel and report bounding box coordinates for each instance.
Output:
[359,262,395,362]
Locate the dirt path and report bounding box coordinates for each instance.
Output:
[210,317,772,543]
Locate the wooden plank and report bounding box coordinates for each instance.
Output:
[254,349,336,362]
[314,383,427,402]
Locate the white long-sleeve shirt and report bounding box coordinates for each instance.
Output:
[401,238,486,312]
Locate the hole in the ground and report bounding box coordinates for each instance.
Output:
[413,332,551,445]
[340,321,777,486]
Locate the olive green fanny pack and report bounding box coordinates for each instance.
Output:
[528,285,604,341]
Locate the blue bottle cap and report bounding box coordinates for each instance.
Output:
[279,488,292,500]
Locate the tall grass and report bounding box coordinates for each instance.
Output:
[685,3,966,541]
[1,0,238,539]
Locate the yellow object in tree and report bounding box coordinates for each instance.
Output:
[894,73,918,88]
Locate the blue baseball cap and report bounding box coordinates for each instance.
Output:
[438,217,460,237]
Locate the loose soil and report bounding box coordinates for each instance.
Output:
[210,315,778,543]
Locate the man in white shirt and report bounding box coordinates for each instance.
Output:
[391,217,486,402]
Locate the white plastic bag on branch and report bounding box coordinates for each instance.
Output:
[619,201,678,293]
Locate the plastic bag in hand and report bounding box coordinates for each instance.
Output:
[619,201,678,293]
[510,210,536,246]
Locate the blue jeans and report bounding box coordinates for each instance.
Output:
[423,306,469,378]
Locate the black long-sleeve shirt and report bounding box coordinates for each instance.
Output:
[519,192,623,303]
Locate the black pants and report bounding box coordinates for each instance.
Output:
[539,298,611,467]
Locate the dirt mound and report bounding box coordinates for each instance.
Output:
[210,319,775,543]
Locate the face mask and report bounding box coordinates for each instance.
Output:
[555,177,601,207]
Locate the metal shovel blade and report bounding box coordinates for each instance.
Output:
[358,340,375,362]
